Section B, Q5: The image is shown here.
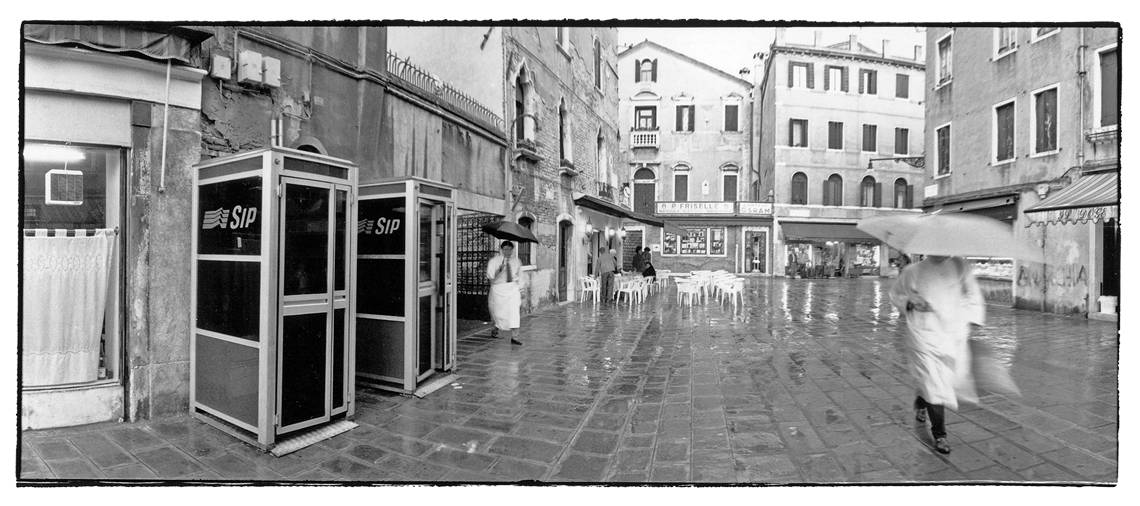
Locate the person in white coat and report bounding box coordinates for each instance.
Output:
[487,241,523,345]
[889,255,985,454]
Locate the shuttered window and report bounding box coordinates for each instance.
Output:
[1100,48,1119,127]
[994,101,1015,162]
[862,124,877,152]
[895,73,909,99]
[828,121,843,150]
[1033,87,1058,154]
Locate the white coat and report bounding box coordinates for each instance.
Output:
[486,253,522,330]
[889,257,986,411]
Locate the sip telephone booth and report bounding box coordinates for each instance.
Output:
[189,147,357,449]
[356,177,457,394]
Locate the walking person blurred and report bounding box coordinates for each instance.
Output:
[889,255,985,454]
[487,241,524,345]
[597,246,617,303]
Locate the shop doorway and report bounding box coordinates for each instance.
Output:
[1103,218,1119,297]
[743,228,768,274]
[558,220,572,300]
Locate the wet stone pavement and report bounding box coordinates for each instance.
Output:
[19,278,1118,484]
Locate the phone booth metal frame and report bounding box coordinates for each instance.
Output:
[356,176,457,395]
[189,147,357,449]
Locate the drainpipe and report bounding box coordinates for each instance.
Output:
[1077,27,1088,168]
[158,60,172,193]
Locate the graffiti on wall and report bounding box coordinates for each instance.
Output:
[1016,264,1088,289]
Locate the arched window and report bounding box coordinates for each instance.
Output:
[791,172,808,205]
[636,59,657,83]
[593,38,602,89]
[518,216,534,266]
[894,178,910,208]
[596,130,605,178]
[825,174,843,206]
[515,73,526,141]
[860,176,877,207]
[559,99,570,163]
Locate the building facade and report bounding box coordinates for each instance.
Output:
[503,26,630,310]
[756,30,927,279]
[923,26,1120,316]
[617,41,762,274]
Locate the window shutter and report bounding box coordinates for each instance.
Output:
[874,183,883,207]
[870,71,877,94]
[634,61,640,83]
[822,179,830,206]
[806,63,815,89]
[688,106,695,131]
[841,67,849,92]
[651,59,657,81]
[788,61,794,87]
[858,71,865,94]
[788,119,794,146]
[905,185,914,208]
[824,67,830,90]
[676,106,683,131]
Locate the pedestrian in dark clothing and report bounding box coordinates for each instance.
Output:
[639,249,652,276]
[632,246,645,273]
[642,262,656,278]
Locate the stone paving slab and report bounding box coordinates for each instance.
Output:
[18,278,1118,484]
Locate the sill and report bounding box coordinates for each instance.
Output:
[861,150,877,154]
[992,157,1016,166]
[1029,149,1060,159]
[514,143,541,163]
[674,130,694,134]
[993,48,1017,61]
[933,173,951,180]
[934,79,952,91]
[557,43,572,59]
[785,145,810,150]
[1031,31,1060,44]
[894,152,910,156]
[826,148,845,152]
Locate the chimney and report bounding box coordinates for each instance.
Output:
[775,28,786,46]
[882,40,890,58]
[914,44,925,61]
[813,30,823,47]
[849,34,858,51]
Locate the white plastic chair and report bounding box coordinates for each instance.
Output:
[676,279,701,306]
[579,276,599,305]
[720,278,745,310]
[615,277,640,306]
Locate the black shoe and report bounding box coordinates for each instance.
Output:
[933,437,951,454]
[490,328,499,338]
[510,338,523,346]
[915,408,927,423]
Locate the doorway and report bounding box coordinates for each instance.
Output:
[416,198,454,380]
[558,220,572,300]
[277,178,351,434]
[1102,218,1119,297]
[743,228,768,274]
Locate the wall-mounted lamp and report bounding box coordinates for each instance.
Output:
[584,222,594,234]
[605,227,614,237]
[618,229,627,238]
[867,156,926,171]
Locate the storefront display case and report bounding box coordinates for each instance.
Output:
[190,147,357,449]
[356,177,457,395]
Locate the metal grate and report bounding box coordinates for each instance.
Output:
[456,212,500,322]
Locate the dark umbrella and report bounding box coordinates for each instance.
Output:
[481,220,538,243]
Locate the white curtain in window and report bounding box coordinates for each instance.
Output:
[22,232,115,386]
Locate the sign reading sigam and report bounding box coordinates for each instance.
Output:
[656,201,734,214]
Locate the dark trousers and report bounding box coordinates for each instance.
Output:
[914,396,946,438]
[600,272,615,301]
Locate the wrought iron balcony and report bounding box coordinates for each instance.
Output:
[630,129,659,149]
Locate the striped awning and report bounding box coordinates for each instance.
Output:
[1023,172,1118,226]
[23,24,212,64]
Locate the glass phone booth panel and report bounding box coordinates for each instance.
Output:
[356,177,456,395]
[191,147,357,449]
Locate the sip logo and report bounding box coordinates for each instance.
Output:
[357,217,401,235]
[202,206,258,230]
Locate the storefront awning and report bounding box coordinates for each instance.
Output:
[1023,172,1119,226]
[624,209,687,235]
[24,24,213,64]
[574,194,628,219]
[781,222,877,242]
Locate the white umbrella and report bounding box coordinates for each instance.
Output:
[856,213,1045,262]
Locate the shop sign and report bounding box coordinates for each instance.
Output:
[202,205,258,230]
[357,216,402,235]
[924,184,938,198]
[198,176,263,255]
[656,201,733,214]
[738,202,773,215]
[358,197,406,255]
[1053,206,1110,224]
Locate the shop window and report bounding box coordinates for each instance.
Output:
[894,127,909,155]
[634,106,657,130]
[994,99,1016,163]
[1032,86,1058,155]
[862,124,877,152]
[22,143,125,387]
[936,124,951,175]
[1098,47,1119,128]
[824,173,843,206]
[517,216,534,266]
[791,172,808,205]
[789,118,808,147]
[661,227,723,257]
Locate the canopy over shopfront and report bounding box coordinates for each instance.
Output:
[781,222,877,242]
[573,194,685,235]
[1023,172,1119,226]
[24,24,213,63]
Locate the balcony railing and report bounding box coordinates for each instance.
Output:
[630,129,659,149]
[386,51,505,133]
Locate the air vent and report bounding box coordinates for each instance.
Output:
[45,169,84,205]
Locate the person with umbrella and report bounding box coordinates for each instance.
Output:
[859,213,1039,454]
[486,240,523,345]
[480,220,538,346]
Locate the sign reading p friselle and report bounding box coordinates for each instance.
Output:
[198,176,263,255]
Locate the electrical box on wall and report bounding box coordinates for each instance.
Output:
[262,57,281,88]
[238,50,263,84]
[210,54,232,80]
